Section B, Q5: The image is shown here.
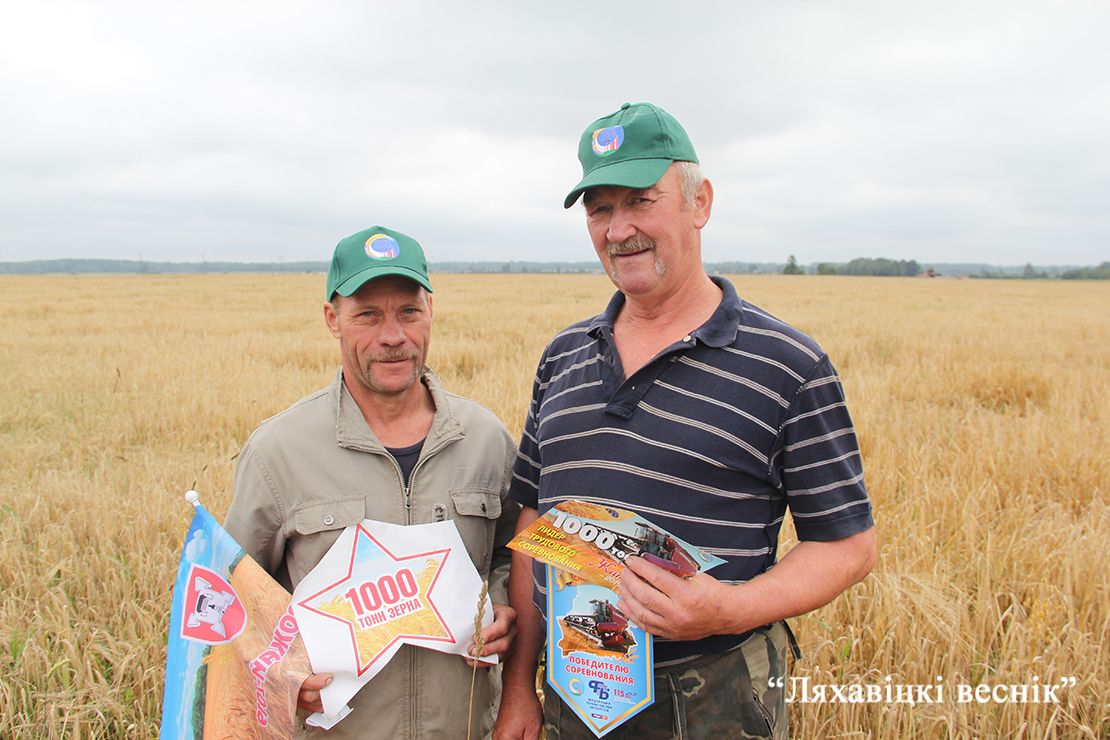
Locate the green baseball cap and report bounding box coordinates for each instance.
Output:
[326,226,434,300]
[564,102,699,209]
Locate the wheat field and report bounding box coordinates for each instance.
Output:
[1,272,1107,739]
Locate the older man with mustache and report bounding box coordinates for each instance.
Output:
[225,226,521,739]
[494,104,876,740]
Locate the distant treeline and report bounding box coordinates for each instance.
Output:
[1,258,329,275]
[1061,261,1110,280]
[820,258,921,277]
[3,257,1106,279]
[970,261,1110,280]
[2,258,781,276]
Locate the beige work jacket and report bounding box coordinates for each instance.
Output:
[226,368,520,739]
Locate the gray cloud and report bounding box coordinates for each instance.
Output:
[2,1,1108,266]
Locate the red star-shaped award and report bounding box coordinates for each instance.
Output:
[296,523,453,676]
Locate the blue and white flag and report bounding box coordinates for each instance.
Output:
[160,491,312,739]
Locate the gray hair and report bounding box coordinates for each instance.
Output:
[578,160,706,210]
[674,160,706,210]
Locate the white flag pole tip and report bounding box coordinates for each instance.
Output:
[184,490,201,507]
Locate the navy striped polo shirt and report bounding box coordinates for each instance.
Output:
[510,276,874,665]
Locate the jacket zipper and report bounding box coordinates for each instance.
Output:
[342,428,461,523]
[400,430,463,522]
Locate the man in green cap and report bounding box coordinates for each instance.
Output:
[494,104,877,740]
[225,226,521,739]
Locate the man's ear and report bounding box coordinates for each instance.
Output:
[323,299,342,338]
[693,178,713,229]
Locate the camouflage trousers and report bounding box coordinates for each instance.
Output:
[544,622,798,740]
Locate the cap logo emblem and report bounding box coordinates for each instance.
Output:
[364,234,400,259]
[591,125,624,157]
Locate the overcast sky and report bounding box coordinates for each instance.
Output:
[3,1,1109,267]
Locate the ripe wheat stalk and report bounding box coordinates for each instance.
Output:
[468,580,489,740]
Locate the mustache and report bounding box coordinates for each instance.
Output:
[369,350,419,363]
[606,235,656,258]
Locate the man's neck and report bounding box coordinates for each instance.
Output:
[613,273,722,377]
[618,271,721,331]
[345,375,436,449]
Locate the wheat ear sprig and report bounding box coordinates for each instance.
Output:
[467,580,489,740]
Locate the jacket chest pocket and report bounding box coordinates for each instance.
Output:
[287,496,366,586]
[448,488,501,575]
[293,496,367,534]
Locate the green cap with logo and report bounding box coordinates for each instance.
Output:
[326,225,434,300]
[564,102,699,208]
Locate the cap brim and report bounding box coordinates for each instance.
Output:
[335,265,434,297]
[564,157,675,208]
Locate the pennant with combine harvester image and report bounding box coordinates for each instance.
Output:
[161,491,312,740]
[511,502,727,737]
[291,519,495,725]
[546,565,654,737]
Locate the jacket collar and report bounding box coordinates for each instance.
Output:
[331,367,463,451]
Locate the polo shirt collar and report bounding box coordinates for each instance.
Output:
[698,276,744,347]
[586,275,743,347]
[586,290,625,336]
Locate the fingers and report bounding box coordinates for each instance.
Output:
[467,603,518,665]
[619,557,677,616]
[618,557,724,641]
[298,673,333,713]
[483,604,516,640]
[623,555,685,594]
[616,558,668,636]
